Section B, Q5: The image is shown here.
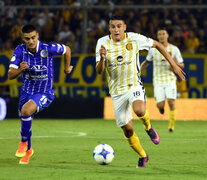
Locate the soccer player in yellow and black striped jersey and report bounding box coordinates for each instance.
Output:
[141,27,185,132]
[96,16,185,168]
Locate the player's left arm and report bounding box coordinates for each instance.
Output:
[152,40,185,80]
[64,45,73,74]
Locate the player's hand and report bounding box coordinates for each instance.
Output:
[20,61,29,71]
[99,45,106,61]
[64,65,73,74]
[172,65,185,80]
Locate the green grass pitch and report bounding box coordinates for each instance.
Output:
[0,119,207,180]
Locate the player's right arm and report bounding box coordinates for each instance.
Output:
[140,60,150,72]
[140,48,153,74]
[8,62,29,80]
[64,45,73,74]
[95,38,106,74]
[8,46,29,80]
[96,45,106,74]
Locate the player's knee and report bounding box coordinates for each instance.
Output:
[168,100,175,110]
[21,107,32,116]
[134,107,145,117]
[122,125,134,138]
[169,105,175,110]
[133,101,146,117]
[124,129,133,138]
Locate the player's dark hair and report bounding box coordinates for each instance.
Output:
[22,24,36,33]
[157,27,168,32]
[109,15,125,22]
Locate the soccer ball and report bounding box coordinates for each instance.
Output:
[93,144,114,165]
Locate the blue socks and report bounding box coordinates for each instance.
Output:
[21,115,32,150]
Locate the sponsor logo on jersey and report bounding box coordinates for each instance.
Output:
[31,65,47,72]
[117,56,123,62]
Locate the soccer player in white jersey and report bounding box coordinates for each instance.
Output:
[141,27,184,132]
[8,24,73,164]
[96,15,185,168]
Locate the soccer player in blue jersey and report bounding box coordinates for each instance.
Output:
[8,24,73,164]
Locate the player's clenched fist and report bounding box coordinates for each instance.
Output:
[64,65,73,74]
[99,45,106,60]
[20,61,29,71]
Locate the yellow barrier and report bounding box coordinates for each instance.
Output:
[104,97,207,120]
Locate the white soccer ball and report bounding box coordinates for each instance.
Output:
[93,144,114,165]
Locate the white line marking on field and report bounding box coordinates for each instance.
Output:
[0,131,87,140]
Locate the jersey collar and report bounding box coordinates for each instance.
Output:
[109,33,128,40]
[36,40,40,53]
[26,40,40,55]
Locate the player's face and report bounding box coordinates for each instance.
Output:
[22,31,39,53]
[157,30,169,44]
[109,20,126,42]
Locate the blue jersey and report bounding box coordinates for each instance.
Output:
[9,41,66,95]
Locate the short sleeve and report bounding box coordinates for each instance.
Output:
[48,43,66,55]
[95,38,102,63]
[9,46,23,69]
[136,34,153,51]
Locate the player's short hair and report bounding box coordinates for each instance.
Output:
[22,24,36,33]
[157,27,168,32]
[109,15,125,23]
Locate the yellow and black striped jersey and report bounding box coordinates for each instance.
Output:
[146,43,183,85]
[96,32,153,95]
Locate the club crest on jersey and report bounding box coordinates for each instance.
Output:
[117,56,123,62]
[126,42,133,51]
[40,50,48,57]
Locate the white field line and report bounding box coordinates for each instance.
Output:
[0,131,87,140]
[0,134,207,142]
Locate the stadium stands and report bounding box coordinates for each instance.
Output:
[0,0,207,53]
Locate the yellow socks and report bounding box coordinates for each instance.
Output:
[139,110,151,131]
[169,109,176,130]
[126,132,146,158]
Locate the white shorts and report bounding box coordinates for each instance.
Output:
[111,85,146,127]
[154,82,177,103]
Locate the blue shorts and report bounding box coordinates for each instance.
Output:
[19,91,55,117]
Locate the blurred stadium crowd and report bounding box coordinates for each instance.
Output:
[0,0,207,54]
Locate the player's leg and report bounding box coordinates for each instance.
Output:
[16,92,37,158]
[20,94,54,164]
[121,121,149,168]
[167,99,176,132]
[122,121,147,158]
[166,82,177,132]
[17,93,54,164]
[157,101,165,114]
[130,86,160,145]
[132,100,150,130]
[154,84,166,114]
[112,93,148,167]
[21,100,37,148]
[18,100,36,164]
